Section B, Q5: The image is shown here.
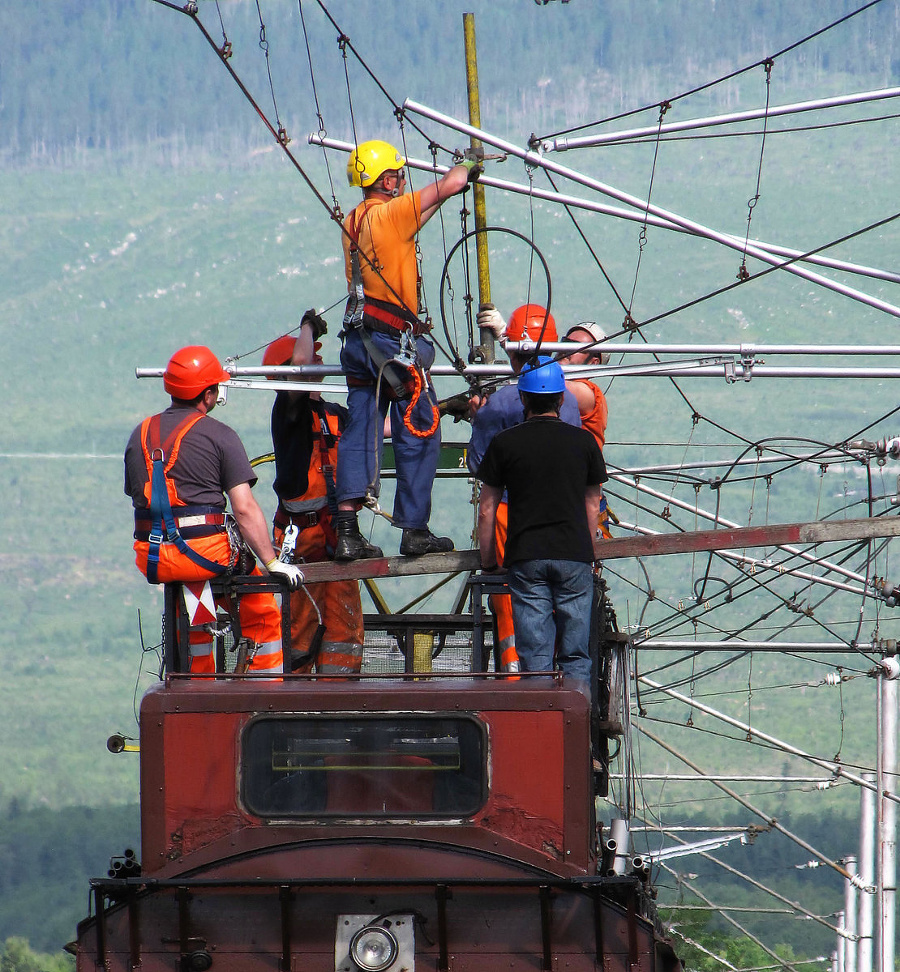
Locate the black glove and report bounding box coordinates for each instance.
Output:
[439,393,471,423]
[301,308,328,340]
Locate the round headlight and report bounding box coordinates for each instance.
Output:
[349,925,398,972]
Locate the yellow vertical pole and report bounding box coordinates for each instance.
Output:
[412,632,434,674]
[463,12,494,364]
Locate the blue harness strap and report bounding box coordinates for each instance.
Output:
[145,413,230,585]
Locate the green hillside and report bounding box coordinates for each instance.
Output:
[3,0,900,962]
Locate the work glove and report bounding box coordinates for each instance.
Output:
[301,307,328,340]
[459,157,483,183]
[438,393,471,423]
[265,558,304,590]
[476,305,506,338]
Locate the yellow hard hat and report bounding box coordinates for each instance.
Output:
[347,140,406,188]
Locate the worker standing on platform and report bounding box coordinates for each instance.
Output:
[467,304,581,673]
[559,321,613,538]
[335,138,480,560]
[559,322,609,448]
[476,357,606,692]
[265,311,366,675]
[124,345,302,674]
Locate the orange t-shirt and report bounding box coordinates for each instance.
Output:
[343,192,423,313]
[572,378,608,450]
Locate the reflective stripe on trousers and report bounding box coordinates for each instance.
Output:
[489,501,520,674]
[136,533,283,674]
[274,519,364,674]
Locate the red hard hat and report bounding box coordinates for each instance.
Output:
[262,335,297,374]
[505,304,557,343]
[163,346,231,398]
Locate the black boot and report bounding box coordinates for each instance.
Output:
[334,511,383,561]
[399,528,454,556]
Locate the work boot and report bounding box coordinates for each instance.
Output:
[399,528,454,556]
[334,511,383,561]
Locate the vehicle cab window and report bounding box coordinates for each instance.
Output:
[242,716,486,818]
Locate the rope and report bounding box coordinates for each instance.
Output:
[401,366,440,438]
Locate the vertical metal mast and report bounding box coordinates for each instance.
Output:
[877,653,899,972]
[463,12,494,364]
[858,773,876,972]
[843,855,858,972]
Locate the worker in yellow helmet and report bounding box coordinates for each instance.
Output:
[335,139,481,560]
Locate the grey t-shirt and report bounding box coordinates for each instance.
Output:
[124,404,256,509]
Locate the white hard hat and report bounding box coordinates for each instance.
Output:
[565,321,609,364]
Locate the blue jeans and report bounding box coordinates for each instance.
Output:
[336,327,441,530]
[506,559,594,690]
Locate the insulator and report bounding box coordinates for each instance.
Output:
[878,580,900,607]
[879,656,900,680]
[825,672,842,686]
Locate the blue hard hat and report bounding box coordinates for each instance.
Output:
[517,355,566,394]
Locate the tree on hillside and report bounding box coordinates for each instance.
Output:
[0,938,73,972]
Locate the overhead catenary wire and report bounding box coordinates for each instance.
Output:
[146,3,899,932]
[402,100,900,323]
[658,862,805,972]
[310,134,900,287]
[647,823,850,938]
[537,0,889,142]
[636,724,865,882]
[637,680,900,807]
[542,85,900,152]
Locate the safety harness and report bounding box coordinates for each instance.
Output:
[272,400,341,534]
[137,411,230,585]
[343,204,440,439]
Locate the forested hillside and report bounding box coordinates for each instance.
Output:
[2,0,899,963]
[2,0,899,164]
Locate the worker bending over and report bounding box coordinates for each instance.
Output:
[335,139,480,560]
[559,320,613,537]
[124,346,302,674]
[265,311,365,675]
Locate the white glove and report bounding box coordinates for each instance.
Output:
[476,305,506,338]
[265,559,304,590]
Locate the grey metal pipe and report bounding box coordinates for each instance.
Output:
[845,855,859,972]
[859,773,876,972]
[403,99,900,320]
[639,678,900,808]
[609,477,871,589]
[543,87,900,151]
[637,641,872,653]
[310,134,900,285]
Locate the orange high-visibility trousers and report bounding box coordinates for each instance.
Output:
[134,533,283,674]
[274,519,364,674]
[490,502,520,674]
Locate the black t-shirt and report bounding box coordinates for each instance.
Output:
[270,393,347,501]
[476,415,607,565]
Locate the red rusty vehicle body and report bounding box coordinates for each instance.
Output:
[75,575,679,972]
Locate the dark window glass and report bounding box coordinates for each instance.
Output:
[242,716,485,818]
